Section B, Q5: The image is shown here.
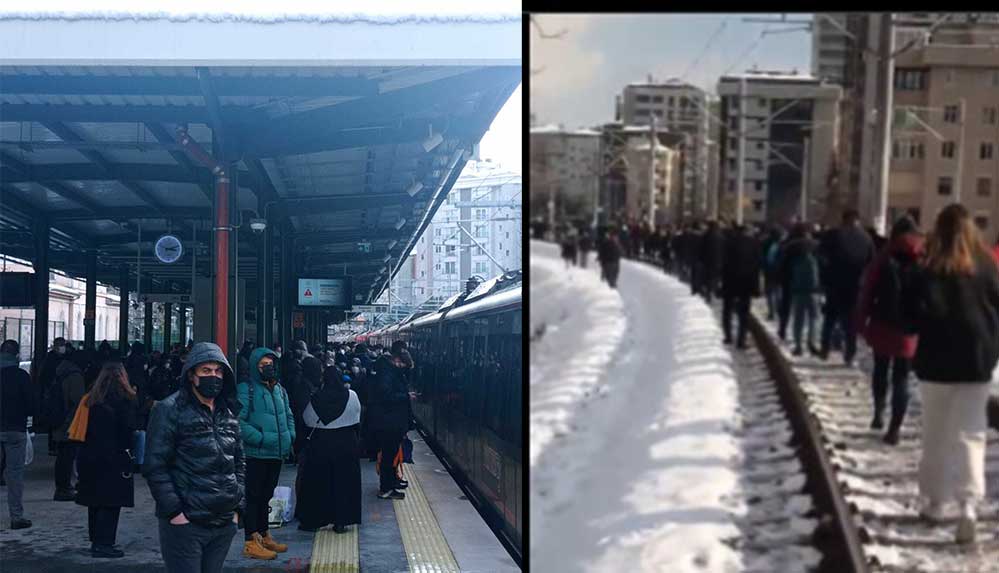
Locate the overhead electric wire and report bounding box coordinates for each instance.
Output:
[679,18,729,82]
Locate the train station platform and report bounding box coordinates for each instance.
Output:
[0,432,519,573]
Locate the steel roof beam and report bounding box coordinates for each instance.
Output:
[0,151,103,213]
[51,207,211,221]
[0,74,379,98]
[0,162,247,187]
[0,103,216,124]
[144,122,215,201]
[196,68,229,160]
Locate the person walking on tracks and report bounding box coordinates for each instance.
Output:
[74,361,139,558]
[143,342,245,573]
[597,229,623,289]
[721,224,763,349]
[911,204,999,544]
[854,215,925,445]
[236,347,294,559]
[817,210,875,365]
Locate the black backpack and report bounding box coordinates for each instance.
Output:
[871,254,920,333]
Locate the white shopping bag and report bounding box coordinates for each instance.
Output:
[268,486,293,527]
[24,432,33,466]
[283,485,296,523]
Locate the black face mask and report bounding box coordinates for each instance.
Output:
[260,364,277,381]
[195,375,224,399]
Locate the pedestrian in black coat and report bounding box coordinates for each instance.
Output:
[368,344,414,499]
[817,210,874,364]
[699,221,726,303]
[75,361,138,558]
[1,339,35,530]
[721,225,763,347]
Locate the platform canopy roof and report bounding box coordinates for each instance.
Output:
[0,7,521,304]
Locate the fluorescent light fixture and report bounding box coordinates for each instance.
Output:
[387,240,397,250]
[422,132,443,153]
[249,218,267,232]
[406,181,424,197]
[395,218,406,230]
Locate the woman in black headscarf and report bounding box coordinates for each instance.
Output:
[296,366,362,533]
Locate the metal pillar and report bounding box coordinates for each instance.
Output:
[213,167,231,356]
[255,199,268,347]
[800,136,811,222]
[648,117,657,227]
[163,281,172,353]
[84,249,97,350]
[118,265,129,353]
[736,75,747,225]
[263,212,274,348]
[872,12,895,235]
[32,219,50,367]
[954,97,967,203]
[279,222,293,350]
[143,277,153,351]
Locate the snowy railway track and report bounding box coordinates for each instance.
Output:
[747,299,999,573]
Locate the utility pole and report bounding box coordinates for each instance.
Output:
[736,74,748,225]
[871,12,895,236]
[955,97,967,203]
[648,116,657,227]
[800,136,811,222]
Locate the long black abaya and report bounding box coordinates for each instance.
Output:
[297,424,362,529]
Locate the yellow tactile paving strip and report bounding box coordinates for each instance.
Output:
[309,523,360,573]
[394,466,462,573]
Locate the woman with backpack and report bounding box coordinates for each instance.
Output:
[854,216,924,445]
[236,347,296,560]
[74,361,138,558]
[911,204,999,544]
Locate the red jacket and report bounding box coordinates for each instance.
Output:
[993,244,999,265]
[855,233,925,359]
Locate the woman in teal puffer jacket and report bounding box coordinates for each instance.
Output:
[236,348,296,559]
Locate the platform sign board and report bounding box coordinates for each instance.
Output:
[297,278,352,309]
[137,293,194,304]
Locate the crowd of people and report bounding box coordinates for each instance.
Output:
[555,203,999,544]
[0,333,417,569]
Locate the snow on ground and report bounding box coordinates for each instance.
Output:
[531,242,748,573]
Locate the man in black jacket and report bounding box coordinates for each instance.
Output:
[1,340,34,529]
[818,210,874,364]
[144,342,245,573]
[721,225,763,348]
[699,221,726,303]
[369,341,414,500]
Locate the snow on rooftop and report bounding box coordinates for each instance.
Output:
[0,0,520,23]
[530,125,601,136]
[720,70,821,82]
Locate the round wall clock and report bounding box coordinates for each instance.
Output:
[155,234,183,264]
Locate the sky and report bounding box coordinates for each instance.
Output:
[477,84,523,174]
[531,14,814,129]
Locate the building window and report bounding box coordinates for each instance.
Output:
[974,215,989,231]
[474,246,483,256]
[475,208,487,220]
[445,262,456,274]
[755,181,763,191]
[938,176,953,196]
[435,228,442,237]
[506,250,510,257]
[506,231,510,239]
[756,141,765,150]
[989,69,999,87]
[942,141,956,159]
[894,68,927,90]
[653,109,663,117]
[636,94,651,103]
[758,97,767,108]
[944,68,955,85]
[981,142,994,160]
[752,200,764,212]
[420,271,426,278]
[434,245,442,254]
[977,177,992,198]
[634,108,651,117]
[446,244,456,254]
[652,95,664,103]
[434,263,441,271]
[984,107,997,125]
[474,225,487,238]
[667,110,674,121]
[728,179,736,192]
[943,105,960,123]
[474,262,489,274]
[679,96,689,108]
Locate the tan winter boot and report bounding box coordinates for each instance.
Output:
[259,531,288,553]
[243,533,277,560]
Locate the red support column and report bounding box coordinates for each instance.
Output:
[214,170,230,354]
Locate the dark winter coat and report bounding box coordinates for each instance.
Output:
[598,235,622,265]
[236,348,296,460]
[75,393,138,509]
[778,237,818,289]
[855,233,924,359]
[721,231,763,298]
[368,356,411,435]
[699,227,725,277]
[125,354,152,430]
[820,224,875,299]
[52,359,87,442]
[912,252,999,383]
[143,342,246,526]
[1,354,34,432]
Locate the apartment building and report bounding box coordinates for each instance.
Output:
[888,21,999,237]
[717,70,842,224]
[529,124,602,222]
[616,79,710,219]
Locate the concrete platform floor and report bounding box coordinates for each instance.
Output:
[0,432,518,572]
